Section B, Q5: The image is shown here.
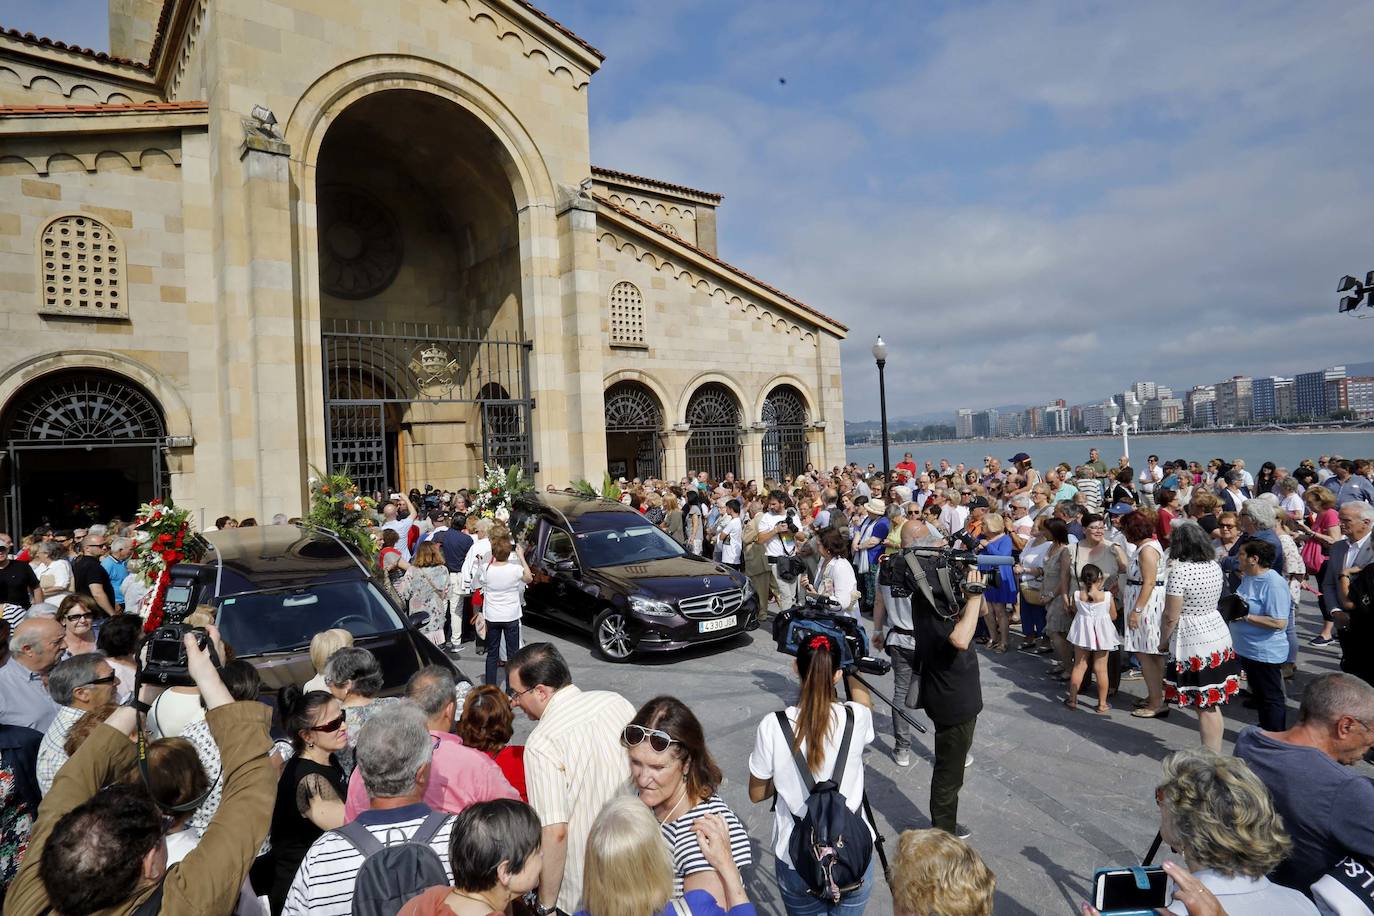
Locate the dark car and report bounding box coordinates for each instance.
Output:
[511,493,758,661]
[161,525,458,695]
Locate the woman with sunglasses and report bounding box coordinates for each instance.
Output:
[748,633,875,915]
[55,594,101,657]
[624,696,752,908]
[266,685,349,914]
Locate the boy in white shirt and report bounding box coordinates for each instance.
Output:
[720,499,744,570]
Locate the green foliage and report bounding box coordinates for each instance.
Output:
[601,472,621,503]
[571,479,599,498]
[306,467,378,561]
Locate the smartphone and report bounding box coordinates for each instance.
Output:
[1094,866,1167,911]
[390,492,402,501]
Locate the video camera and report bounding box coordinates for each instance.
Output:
[773,594,891,676]
[878,545,1014,618]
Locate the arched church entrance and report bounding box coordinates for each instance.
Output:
[316,89,533,493]
[1,369,167,532]
[604,381,664,480]
[685,383,742,483]
[762,385,809,481]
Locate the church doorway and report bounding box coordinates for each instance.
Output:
[1,370,167,533]
[604,381,664,480]
[762,385,809,481]
[684,383,742,483]
[315,89,533,491]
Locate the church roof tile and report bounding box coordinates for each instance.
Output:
[0,25,150,68]
[592,166,723,203]
[0,100,207,115]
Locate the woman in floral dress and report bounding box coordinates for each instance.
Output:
[1158,520,1241,752]
[395,541,450,645]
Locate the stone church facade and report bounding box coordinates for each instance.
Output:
[0,0,846,531]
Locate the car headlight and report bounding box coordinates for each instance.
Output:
[629,595,677,618]
[740,582,753,604]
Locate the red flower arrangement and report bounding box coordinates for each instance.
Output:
[131,499,202,632]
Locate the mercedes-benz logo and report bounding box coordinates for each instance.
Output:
[709,596,725,614]
[702,577,712,588]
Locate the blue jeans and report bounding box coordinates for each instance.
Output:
[1020,601,1046,637]
[485,620,520,688]
[775,858,875,915]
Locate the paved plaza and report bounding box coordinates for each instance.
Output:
[485,597,1362,915]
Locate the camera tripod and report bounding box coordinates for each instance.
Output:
[839,666,929,889]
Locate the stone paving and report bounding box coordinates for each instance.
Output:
[473,596,1361,915]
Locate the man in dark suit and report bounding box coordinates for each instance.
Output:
[1326,503,1374,684]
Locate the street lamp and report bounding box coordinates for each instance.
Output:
[1103,398,1141,464]
[1339,272,1374,317]
[872,336,890,487]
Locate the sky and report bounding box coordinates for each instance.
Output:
[9,0,1374,422]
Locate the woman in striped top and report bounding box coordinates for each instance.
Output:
[624,696,753,906]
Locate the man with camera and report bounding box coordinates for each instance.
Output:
[7,628,277,914]
[758,490,804,615]
[907,559,985,839]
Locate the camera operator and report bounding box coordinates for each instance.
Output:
[874,515,946,768]
[908,562,985,839]
[7,628,277,914]
[758,490,804,613]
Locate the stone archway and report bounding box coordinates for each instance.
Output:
[313,87,534,489]
[0,368,168,531]
[684,383,743,483]
[604,380,665,480]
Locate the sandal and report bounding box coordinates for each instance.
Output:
[1130,707,1170,719]
[1062,697,1078,711]
[1094,705,1111,715]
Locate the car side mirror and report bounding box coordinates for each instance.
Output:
[553,558,577,574]
[408,611,427,629]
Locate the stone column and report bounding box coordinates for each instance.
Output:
[743,425,766,484]
[665,427,690,483]
[549,188,608,486]
[221,118,307,518]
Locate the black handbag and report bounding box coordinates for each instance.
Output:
[1217,593,1249,623]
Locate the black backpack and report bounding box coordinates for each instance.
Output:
[775,707,873,902]
[330,810,451,916]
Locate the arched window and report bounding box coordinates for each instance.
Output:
[604,381,664,479]
[39,215,125,318]
[685,383,742,482]
[762,385,809,480]
[608,281,645,347]
[4,371,164,443]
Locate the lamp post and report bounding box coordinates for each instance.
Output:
[872,336,890,487]
[1104,398,1141,464]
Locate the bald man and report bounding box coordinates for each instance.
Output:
[0,617,65,731]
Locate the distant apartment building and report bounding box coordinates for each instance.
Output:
[1081,401,1112,432]
[956,408,974,439]
[1274,377,1295,419]
[1186,385,1217,428]
[1023,406,1045,436]
[1296,366,1346,418]
[997,412,1022,437]
[1043,405,1071,435]
[1347,376,1374,418]
[1129,381,1158,403]
[972,409,998,438]
[1141,397,1184,430]
[1214,376,1253,427]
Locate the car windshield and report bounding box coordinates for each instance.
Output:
[215,580,405,656]
[573,515,687,567]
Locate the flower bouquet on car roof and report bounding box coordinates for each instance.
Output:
[471,462,533,523]
[131,499,208,632]
[306,467,378,563]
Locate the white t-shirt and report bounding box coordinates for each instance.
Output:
[816,557,859,619]
[720,516,743,564]
[759,511,795,559]
[481,561,527,623]
[748,701,875,868]
[1280,492,1304,519]
[381,518,416,560]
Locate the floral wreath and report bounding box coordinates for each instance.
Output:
[131,499,202,632]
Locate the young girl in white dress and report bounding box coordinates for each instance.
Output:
[1066,564,1119,714]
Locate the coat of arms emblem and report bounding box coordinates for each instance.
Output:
[409,344,460,395]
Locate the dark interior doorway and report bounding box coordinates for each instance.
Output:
[11,445,160,530]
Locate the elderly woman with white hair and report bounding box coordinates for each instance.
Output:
[1152,748,1317,914]
[28,541,72,603]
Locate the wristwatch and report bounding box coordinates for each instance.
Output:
[531,901,558,916]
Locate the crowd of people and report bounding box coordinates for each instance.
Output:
[1,447,1372,914]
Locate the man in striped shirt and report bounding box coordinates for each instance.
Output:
[510,643,634,915]
[282,704,454,915]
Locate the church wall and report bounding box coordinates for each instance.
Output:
[595,227,844,473]
[0,57,159,106]
[598,188,702,248]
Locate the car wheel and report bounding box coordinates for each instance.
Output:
[593,608,636,662]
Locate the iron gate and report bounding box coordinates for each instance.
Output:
[323,319,535,489]
[762,386,809,480]
[684,384,741,482]
[604,381,665,479]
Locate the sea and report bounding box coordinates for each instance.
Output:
[845,430,1374,476]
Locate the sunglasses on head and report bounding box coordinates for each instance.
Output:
[311,713,346,734]
[621,724,679,753]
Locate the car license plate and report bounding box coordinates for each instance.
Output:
[700,615,736,633]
